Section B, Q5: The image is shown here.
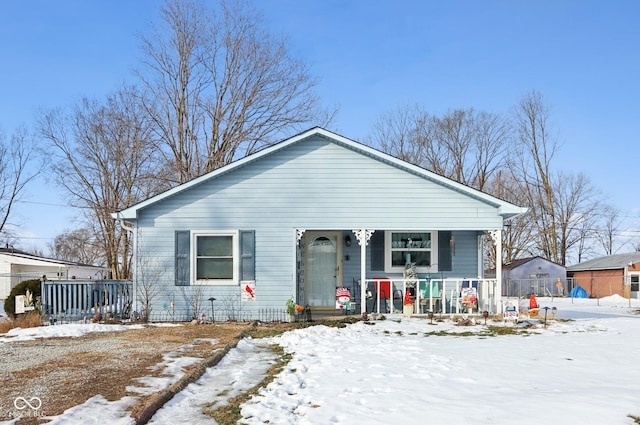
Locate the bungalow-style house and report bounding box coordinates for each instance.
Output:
[566,252,640,298]
[502,256,566,297]
[0,247,109,300]
[112,127,526,321]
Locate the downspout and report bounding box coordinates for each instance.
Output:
[624,263,629,306]
[360,231,366,316]
[119,219,134,233]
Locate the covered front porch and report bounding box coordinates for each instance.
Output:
[295,228,504,317]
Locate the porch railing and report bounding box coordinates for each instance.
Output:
[356,278,498,316]
[41,279,132,322]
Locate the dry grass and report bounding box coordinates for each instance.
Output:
[1,318,355,424]
[0,311,43,334]
[0,322,250,423]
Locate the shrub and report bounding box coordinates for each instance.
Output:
[4,279,42,319]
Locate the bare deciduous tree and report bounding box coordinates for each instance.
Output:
[367,104,434,167]
[553,171,599,265]
[369,91,626,265]
[488,171,535,261]
[48,228,105,266]
[0,128,42,237]
[594,204,622,257]
[37,87,160,279]
[433,109,474,184]
[368,106,510,192]
[137,0,331,185]
[469,111,512,191]
[510,90,562,263]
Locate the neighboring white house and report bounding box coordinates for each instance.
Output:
[0,247,109,300]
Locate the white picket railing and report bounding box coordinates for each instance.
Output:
[358,278,499,316]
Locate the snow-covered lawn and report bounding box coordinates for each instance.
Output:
[2,296,640,425]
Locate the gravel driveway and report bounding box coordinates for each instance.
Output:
[0,323,250,423]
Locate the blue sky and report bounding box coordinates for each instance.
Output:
[1,0,638,254]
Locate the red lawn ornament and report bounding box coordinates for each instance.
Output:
[404,289,413,305]
[528,293,540,317]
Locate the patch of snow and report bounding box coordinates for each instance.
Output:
[127,353,204,396]
[4,296,640,425]
[0,323,145,342]
[149,338,279,424]
[43,395,137,425]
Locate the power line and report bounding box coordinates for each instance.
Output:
[15,199,77,208]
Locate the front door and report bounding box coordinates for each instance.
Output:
[305,231,342,308]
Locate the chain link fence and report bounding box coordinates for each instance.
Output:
[505,276,629,299]
[144,307,291,323]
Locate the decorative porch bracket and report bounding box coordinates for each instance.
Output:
[296,229,306,246]
[352,229,374,316]
[352,229,374,247]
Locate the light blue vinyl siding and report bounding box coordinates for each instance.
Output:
[133,135,505,315]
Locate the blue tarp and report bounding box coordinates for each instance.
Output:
[569,285,588,298]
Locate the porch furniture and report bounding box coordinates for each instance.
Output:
[419,279,442,313]
[368,277,403,313]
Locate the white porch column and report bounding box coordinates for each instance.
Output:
[490,229,502,313]
[352,229,374,315]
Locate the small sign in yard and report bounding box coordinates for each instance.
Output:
[15,295,25,314]
[503,299,519,322]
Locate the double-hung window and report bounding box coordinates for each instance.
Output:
[385,231,438,273]
[192,231,238,284]
[631,274,639,292]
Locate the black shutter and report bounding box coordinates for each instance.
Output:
[438,231,452,271]
[175,231,190,286]
[371,231,385,271]
[240,230,255,281]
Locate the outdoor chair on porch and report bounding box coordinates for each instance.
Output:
[367,277,403,313]
[419,280,442,313]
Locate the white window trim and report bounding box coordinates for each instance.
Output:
[630,273,640,292]
[384,231,438,273]
[191,230,239,285]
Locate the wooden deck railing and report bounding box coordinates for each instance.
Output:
[41,279,132,322]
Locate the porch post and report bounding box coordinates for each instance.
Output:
[352,229,374,315]
[491,229,503,314]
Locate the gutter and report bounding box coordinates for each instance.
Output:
[112,211,135,232]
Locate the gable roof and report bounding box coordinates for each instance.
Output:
[113,127,527,221]
[0,247,105,269]
[567,252,640,272]
[503,256,564,270]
